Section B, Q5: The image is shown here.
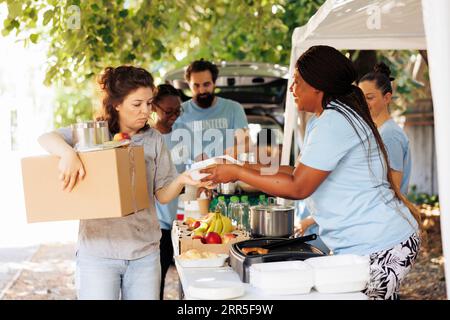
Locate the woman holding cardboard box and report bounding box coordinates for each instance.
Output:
[38,66,202,300]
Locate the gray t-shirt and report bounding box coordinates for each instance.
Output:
[56,127,178,260]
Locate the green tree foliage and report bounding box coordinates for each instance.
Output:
[0,0,324,86]
[52,84,96,128]
[1,0,427,124]
[0,0,325,126]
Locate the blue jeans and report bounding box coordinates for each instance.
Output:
[75,250,161,300]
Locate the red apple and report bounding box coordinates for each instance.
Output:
[113,132,130,141]
[122,132,130,140]
[204,232,222,244]
[190,220,201,229]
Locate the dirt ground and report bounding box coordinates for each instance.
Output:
[1,220,446,300]
[0,244,180,300]
[398,218,446,300]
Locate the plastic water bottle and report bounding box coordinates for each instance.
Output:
[228,196,240,226]
[259,194,267,205]
[240,195,250,232]
[215,196,227,217]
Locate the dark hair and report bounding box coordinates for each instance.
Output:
[96,66,155,135]
[153,84,180,104]
[295,45,421,230]
[184,59,219,83]
[358,62,395,95]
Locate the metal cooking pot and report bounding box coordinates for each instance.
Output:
[72,120,111,149]
[72,121,96,149]
[250,197,295,237]
[95,120,110,144]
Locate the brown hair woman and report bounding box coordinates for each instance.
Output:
[38,66,201,300]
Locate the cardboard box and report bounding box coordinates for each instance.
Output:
[171,220,249,255]
[21,146,149,223]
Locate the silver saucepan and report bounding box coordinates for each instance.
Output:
[249,197,295,237]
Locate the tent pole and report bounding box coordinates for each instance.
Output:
[422,0,450,299]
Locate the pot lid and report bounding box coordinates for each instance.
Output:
[251,197,295,211]
[72,121,95,128]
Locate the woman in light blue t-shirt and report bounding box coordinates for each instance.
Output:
[358,62,412,195]
[200,46,422,300]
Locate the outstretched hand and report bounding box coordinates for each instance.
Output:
[200,164,240,184]
[178,171,214,189]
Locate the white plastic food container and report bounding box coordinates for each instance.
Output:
[188,280,245,300]
[305,254,370,294]
[175,254,229,268]
[249,261,314,295]
[188,156,242,180]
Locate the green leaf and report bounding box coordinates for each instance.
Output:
[7,1,22,19]
[1,28,10,36]
[44,65,58,86]
[103,34,113,44]
[125,52,136,62]
[119,9,128,18]
[43,10,53,26]
[132,39,140,48]
[153,18,162,28]
[152,51,161,60]
[26,8,37,20]
[141,14,150,24]
[11,19,20,29]
[98,26,111,37]
[30,33,39,43]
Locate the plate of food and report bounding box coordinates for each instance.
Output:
[175,249,229,268]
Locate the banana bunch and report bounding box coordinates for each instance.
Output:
[193,211,233,236]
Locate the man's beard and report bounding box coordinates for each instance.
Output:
[195,92,215,108]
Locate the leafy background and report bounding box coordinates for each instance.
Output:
[1,0,429,126]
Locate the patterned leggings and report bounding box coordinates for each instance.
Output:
[363,233,421,300]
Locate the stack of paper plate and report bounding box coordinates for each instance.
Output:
[188,280,245,300]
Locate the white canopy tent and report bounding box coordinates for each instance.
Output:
[281,0,450,298]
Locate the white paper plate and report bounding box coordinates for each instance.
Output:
[188,280,245,300]
[188,155,242,181]
[175,254,229,268]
